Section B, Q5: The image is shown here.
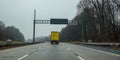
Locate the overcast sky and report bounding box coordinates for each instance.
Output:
[0,0,80,40]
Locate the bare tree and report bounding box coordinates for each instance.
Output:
[0,20,6,29]
[77,0,120,42]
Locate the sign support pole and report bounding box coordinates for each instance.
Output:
[33,9,36,43]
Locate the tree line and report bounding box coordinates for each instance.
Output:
[0,20,25,42]
[60,0,120,42]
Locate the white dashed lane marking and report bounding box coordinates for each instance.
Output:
[66,47,85,60]
[17,47,42,60]
[17,55,28,60]
[77,56,85,60]
[67,48,70,50]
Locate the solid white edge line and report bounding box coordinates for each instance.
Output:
[82,46,120,56]
[17,55,28,60]
[77,56,85,60]
[69,43,120,57]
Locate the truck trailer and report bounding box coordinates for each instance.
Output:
[51,31,59,44]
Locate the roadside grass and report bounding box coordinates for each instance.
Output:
[0,40,23,45]
[0,40,24,50]
[0,40,41,50]
[9,41,23,45]
[0,40,6,45]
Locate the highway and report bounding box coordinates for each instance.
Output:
[0,43,120,60]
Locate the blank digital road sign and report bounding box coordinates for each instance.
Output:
[50,18,68,24]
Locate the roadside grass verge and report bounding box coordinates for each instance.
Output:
[0,40,41,50]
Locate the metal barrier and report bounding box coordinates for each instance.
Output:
[75,42,120,47]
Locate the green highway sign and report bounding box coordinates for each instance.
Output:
[50,18,68,24]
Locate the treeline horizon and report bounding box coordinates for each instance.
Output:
[60,0,120,42]
[0,20,25,42]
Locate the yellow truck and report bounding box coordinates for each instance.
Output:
[51,31,59,44]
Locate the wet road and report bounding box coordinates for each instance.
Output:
[0,43,120,60]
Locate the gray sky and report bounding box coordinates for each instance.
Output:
[0,0,80,40]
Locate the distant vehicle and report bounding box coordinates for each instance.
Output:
[51,31,59,44]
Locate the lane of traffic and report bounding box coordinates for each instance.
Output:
[21,43,80,60]
[0,43,46,60]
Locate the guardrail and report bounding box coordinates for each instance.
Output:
[74,42,120,47]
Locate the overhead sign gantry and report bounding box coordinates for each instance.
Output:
[33,10,77,43]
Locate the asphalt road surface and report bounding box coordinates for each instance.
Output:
[0,43,120,60]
